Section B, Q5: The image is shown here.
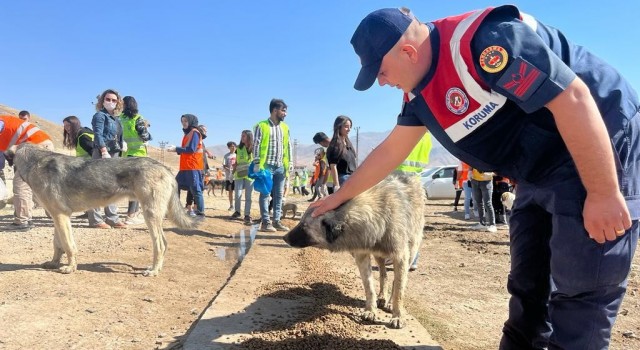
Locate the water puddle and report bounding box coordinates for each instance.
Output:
[214,225,258,262]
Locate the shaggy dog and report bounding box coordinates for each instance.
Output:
[13,144,199,276]
[501,192,516,211]
[283,173,425,328]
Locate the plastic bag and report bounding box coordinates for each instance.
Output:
[248,164,273,195]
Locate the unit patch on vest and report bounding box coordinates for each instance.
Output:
[497,57,547,102]
[479,45,508,73]
[445,87,469,115]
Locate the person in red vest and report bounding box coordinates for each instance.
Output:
[0,114,53,231]
[313,6,639,348]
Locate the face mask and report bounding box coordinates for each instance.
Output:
[104,101,116,111]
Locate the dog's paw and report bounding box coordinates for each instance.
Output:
[58,265,76,274]
[361,310,377,323]
[388,317,406,329]
[42,261,61,270]
[377,298,391,311]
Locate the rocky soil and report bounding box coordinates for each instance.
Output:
[0,191,638,350]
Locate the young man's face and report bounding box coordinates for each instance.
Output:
[273,107,287,122]
[228,144,236,153]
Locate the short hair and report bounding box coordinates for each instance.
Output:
[226,141,237,147]
[269,98,287,113]
[18,110,30,119]
[312,132,329,144]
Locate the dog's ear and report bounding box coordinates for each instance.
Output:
[321,212,345,244]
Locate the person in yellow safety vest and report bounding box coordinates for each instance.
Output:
[120,96,152,225]
[231,129,255,225]
[394,131,432,175]
[0,114,54,231]
[394,130,433,271]
[312,131,336,194]
[62,115,97,224]
[252,98,292,233]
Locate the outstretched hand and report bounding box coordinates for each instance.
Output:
[309,193,343,217]
[583,192,632,243]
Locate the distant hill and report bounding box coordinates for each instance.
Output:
[1,102,458,172]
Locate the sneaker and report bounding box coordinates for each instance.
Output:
[188,210,196,217]
[243,216,253,225]
[486,225,498,233]
[230,211,241,219]
[260,222,277,232]
[409,264,418,272]
[464,214,470,220]
[4,222,31,231]
[111,222,127,229]
[125,215,145,226]
[471,223,485,230]
[90,222,110,229]
[273,221,289,232]
[227,206,234,211]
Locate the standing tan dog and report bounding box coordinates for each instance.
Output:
[13,144,199,276]
[283,173,425,328]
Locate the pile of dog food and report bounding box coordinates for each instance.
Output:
[234,249,403,349]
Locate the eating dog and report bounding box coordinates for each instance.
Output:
[283,173,425,328]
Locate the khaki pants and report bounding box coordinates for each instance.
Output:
[13,140,55,224]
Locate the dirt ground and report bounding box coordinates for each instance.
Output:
[1,188,639,350]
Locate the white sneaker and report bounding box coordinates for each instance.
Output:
[464,214,470,220]
[471,223,485,230]
[486,225,497,233]
[227,206,234,211]
[125,215,145,226]
[188,210,196,217]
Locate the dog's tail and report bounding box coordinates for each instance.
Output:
[167,182,200,229]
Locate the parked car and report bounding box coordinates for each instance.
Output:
[420,165,462,200]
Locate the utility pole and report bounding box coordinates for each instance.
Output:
[355,126,361,165]
[158,141,168,165]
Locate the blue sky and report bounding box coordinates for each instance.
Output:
[2,1,639,149]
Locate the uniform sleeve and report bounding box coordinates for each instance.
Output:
[471,6,577,113]
[397,100,426,127]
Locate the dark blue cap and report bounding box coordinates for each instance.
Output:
[350,8,413,91]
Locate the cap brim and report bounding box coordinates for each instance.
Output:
[354,61,381,91]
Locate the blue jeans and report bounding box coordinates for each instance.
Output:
[463,180,473,217]
[234,178,254,216]
[500,176,638,349]
[338,174,351,187]
[189,185,204,214]
[259,165,285,223]
[471,179,495,226]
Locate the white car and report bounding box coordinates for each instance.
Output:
[420,165,462,200]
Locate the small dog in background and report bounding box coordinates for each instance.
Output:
[281,201,299,219]
[501,192,516,211]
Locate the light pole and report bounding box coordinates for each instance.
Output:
[158,141,168,165]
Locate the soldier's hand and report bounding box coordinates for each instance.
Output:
[583,192,631,243]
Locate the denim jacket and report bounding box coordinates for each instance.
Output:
[91,109,123,150]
